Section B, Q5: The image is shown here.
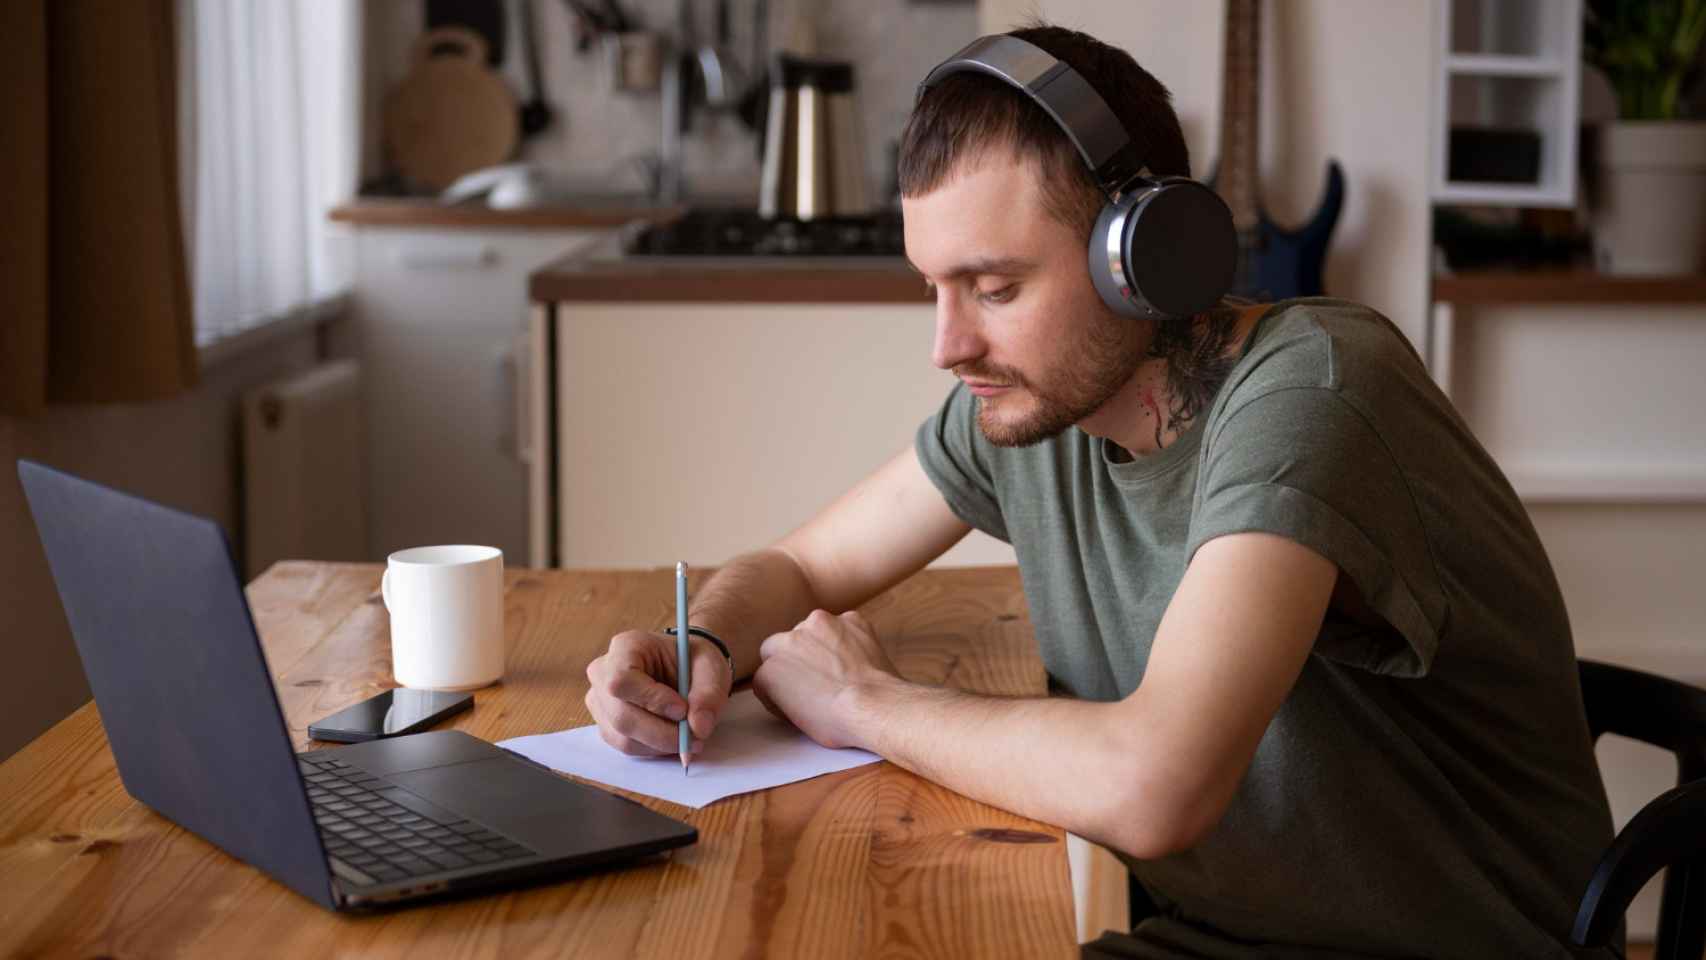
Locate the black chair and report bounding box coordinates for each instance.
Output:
[1572,659,1706,960]
[1123,660,1706,959]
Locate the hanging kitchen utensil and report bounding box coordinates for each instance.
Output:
[562,0,633,53]
[693,0,746,110]
[603,30,665,92]
[599,0,630,32]
[425,0,506,64]
[515,0,553,137]
[384,27,520,191]
[736,0,770,158]
[562,0,605,52]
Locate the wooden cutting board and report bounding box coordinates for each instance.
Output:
[384,26,519,191]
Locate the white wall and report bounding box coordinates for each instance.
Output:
[981,0,1434,347]
[1446,300,1706,942]
[1442,300,1706,682]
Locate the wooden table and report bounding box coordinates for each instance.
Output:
[0,563,1076,957]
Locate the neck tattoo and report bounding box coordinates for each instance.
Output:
[1145,304,1243,447]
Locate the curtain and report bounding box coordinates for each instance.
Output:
[0,0,196,416]
[182,0,362,346]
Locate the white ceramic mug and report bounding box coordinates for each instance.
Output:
[382,545,504,690]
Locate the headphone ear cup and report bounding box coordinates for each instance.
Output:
[1088,178,1237,319]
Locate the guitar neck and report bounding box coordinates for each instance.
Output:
[1219,0,1262,230]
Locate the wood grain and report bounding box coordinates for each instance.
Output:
[1432,268,1706,305]
[0,564,1075,958]
[328,199,686,231]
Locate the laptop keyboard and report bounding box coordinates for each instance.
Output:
[298,752,536,887]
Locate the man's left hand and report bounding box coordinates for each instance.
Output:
[753,609,901,751]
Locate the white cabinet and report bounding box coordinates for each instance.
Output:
[532,300,1016,570]
[1430,0,1583,207]
[346,225,607,564]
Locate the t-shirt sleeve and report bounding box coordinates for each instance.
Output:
[914,383,1010,543]
[1187,386,1446,677]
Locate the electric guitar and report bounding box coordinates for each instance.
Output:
[1210,0,1344,300]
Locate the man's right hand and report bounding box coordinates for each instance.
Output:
[584,629,733,757]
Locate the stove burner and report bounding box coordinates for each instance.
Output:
[627,208,906,257]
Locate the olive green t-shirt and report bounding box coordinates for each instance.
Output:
[914,298,1617,958]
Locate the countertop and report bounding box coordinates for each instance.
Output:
[328,197,684,230]
[529,230,930,304]
[332,200,928,303]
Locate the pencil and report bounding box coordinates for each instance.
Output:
[676,561,691,775]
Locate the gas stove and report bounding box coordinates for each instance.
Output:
[625,208,906,258]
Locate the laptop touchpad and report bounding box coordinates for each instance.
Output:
[386,757,677,854]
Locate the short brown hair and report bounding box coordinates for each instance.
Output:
[898,23,1190,241]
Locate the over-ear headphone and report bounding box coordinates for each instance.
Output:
[916,35,1236,320]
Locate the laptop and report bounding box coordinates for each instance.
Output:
[16,459,697,910]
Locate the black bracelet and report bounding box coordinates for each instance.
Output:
[665,626,735,681]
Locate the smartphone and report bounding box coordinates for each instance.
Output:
[306,688,474,743]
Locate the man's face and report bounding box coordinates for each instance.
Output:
[902,149,1147,448]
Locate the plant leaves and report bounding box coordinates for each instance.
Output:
[1582,0,1703,119]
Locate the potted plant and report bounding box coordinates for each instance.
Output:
[1584,0,1706,274]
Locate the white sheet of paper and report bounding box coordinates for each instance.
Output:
[497,691,881,809]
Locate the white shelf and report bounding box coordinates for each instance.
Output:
[1444,53,1564,78]
[1429,0,1581,208]
[1432,180,1569,206]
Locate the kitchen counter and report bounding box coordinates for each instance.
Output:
[528,233,929,304]
[329,197,685,230]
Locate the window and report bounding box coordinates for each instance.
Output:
[178,0,361,347]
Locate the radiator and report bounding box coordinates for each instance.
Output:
[242,359,367,579]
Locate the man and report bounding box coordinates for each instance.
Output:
[584,24,1616,959]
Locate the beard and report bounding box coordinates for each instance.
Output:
[961,302,1147,448]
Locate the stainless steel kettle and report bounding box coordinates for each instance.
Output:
[759,54,870,220]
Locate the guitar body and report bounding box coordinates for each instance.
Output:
[1210,160,1345,300]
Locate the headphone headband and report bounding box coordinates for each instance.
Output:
[916,35,1144,199]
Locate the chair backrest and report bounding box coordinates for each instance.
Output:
[1580,660,1706,783]
[1573,659,1706,960]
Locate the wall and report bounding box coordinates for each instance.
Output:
[0,327,324,761]
[981,0,1435,347]
[1448,300,1706,939]
[361,0,980,204]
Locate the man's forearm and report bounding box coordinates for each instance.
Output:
[856,680,1176,860]
[687,548,820,682]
